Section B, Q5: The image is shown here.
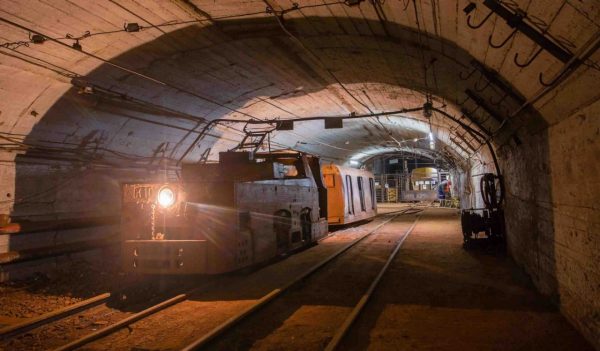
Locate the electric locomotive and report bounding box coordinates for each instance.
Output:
[121,150,328,274]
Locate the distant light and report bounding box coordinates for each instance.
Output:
[413,138,418,142]
[79,86,94,94]
[350,160,360,166]
[429,132,434,141]
[429,140,435,150]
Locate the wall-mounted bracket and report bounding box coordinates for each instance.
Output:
[460,108,491,139]
[465,89,505,124]
[468,60,526,105]
[466,0,575,63]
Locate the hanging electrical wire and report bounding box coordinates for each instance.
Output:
[0,1,352,50]
[261,0,404,148]
[0,2,505,172]
[0,16,261,120]
[0,38,262,140]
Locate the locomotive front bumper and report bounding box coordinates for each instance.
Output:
[122,240,207,274]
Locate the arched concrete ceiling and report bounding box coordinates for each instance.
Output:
[0,0,598,171]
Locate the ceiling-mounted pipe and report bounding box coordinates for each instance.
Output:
[176,107,424,165]
[175,104,499,179]
[432,107,501,179]
[0,16,258,120]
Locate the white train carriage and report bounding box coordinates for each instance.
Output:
[322,164,377,225]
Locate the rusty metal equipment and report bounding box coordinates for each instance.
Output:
[461,173,505,247]
[121,150,330,275]
[461,208,505,244]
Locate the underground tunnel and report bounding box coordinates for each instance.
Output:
[0,0,598,350]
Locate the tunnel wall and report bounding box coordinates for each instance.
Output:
[500,77,600,348]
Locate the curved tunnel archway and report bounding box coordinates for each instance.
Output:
[0,4,598,347]
[9,18,512,212]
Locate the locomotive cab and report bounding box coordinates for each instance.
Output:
[121,150,328,274]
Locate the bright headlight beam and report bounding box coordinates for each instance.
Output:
[157,187,176,208]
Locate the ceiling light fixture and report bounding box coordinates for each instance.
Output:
[324,117,344,129]
[423,101,433,118]
[276,120,294,131]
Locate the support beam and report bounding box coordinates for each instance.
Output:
[480,0,574,63]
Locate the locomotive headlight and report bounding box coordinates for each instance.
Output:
[157,186,176,208]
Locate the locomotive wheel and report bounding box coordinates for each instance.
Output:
[462,234,472,249]
[300,208,312,243]
[273,210,291,253]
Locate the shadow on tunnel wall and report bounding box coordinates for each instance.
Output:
[499,126,559,302]
[8,16,559,322]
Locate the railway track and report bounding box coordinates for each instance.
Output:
[58,212,410,351]
[180,209,422,350]
[324,215,420,350]
[0,292,111,339]
[0,276,218,351]
[1,210,421,350]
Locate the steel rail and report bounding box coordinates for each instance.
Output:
[324,215,421,350]
[51,278,219,351]
[180,209,417,351]
[0,293,111,339]
[0,276,166,340]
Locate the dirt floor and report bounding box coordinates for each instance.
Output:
[0,215,389,350]
[338,208,593,351]
[0,258,119,325]
[0,260,209,350]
